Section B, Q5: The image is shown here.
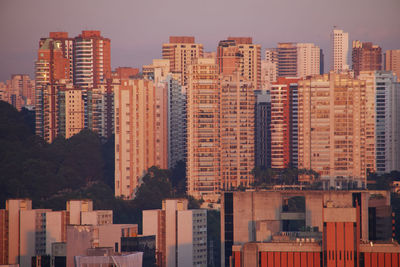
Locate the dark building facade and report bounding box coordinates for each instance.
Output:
[255,90,271,168]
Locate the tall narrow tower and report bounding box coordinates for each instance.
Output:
[162,36,203,86]
[331,28,349,72]
[74,31,111,89]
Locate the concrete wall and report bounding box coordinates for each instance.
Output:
[46,212,63,255]
[19,210,36,267]
[177,211,193,267]
[7,199,32,265]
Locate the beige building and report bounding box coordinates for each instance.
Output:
[19,209,67,267]
[227,37,261,89]
[220,73,255,190]
[187,58,220,200]
[385,49,400,82]
[0,199,32,265]
[261,48,277,90]
[359,71,400,174]
[142,59,170,83]
[162,36,203,86]
[298,72,370,188]
[296,43,321,78]
[143,199,207,267]
[59,85,85,139]
[115,77,166,199]
[331,28,349,72]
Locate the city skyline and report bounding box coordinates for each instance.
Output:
[1,0,399,81]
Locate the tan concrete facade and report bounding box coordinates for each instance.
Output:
[297,73,370,187]
[227,37,261,89]
[297,43,321,78]
[331,29,349,72]
[385,49,400,82]
[143,199,207,267]
[352,41,382,77]
[114,78,157,199]
[220,74,255,190]
[187,58,220,200]
[162,36,203,86]
[221,190,391,267]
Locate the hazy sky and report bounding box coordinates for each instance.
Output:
[0,0,399,81]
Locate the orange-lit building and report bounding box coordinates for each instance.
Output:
[385,49,400,82]
[162,36,203,86]
[0,74,35,110]
[217,37,261,89]
[352,41,382,77]
[270,77,299,169]
[220,73,255,190]
[186,58,220,201]
[222,190,400,267]
[297,72,371,187]
[114,68,167,199]
[74,31,111,89]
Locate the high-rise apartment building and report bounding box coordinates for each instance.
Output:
[35,35,70,141]
[40,32,74,80]
[142,199,207,267]
[270,78,299,169]
[142,59,170,83]
[359,71,400,174]
[167,75,187,169]
[352,41,382,77]
[217,37,261,89]
[385,49,400,82]
[162,36,203,86]
[298,72,370,188]
[261,48,277,90]
[114,71,167,199]
[255,90,271,168]
[277,43,297,77]
[86,79,115,139]
[187,58,220,200]
[296,43,321,78]
[58,85,85,139]
[0,199,32,265]
[220,73,255,190]
[114,78,155,199]
[35,31,112,142]
[217,40,240,75]
[331,28,349,72]
[274,43,321,79]
[73,31,111,89]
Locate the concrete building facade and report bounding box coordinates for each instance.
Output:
[187,58,220,200]
[277,43,298,78]
[220,73,255,190]
[143,199,207,267]
[73,31,111,89]
[255,90,271,169]
[298,73,370,188]
[385,49,400,82]
[296,43,321,78]
[261,49,277,90]
[221,190,398,267]
[166,75,187,169]
[331,28,349,72]
[270,78,299,169]
[359,71,400,174]
[114,78,154,198]
[162,36,203,86]
[352,41,382,77]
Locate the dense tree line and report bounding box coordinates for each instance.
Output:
[0,101,221,265]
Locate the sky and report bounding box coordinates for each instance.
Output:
[0,0,399,81]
